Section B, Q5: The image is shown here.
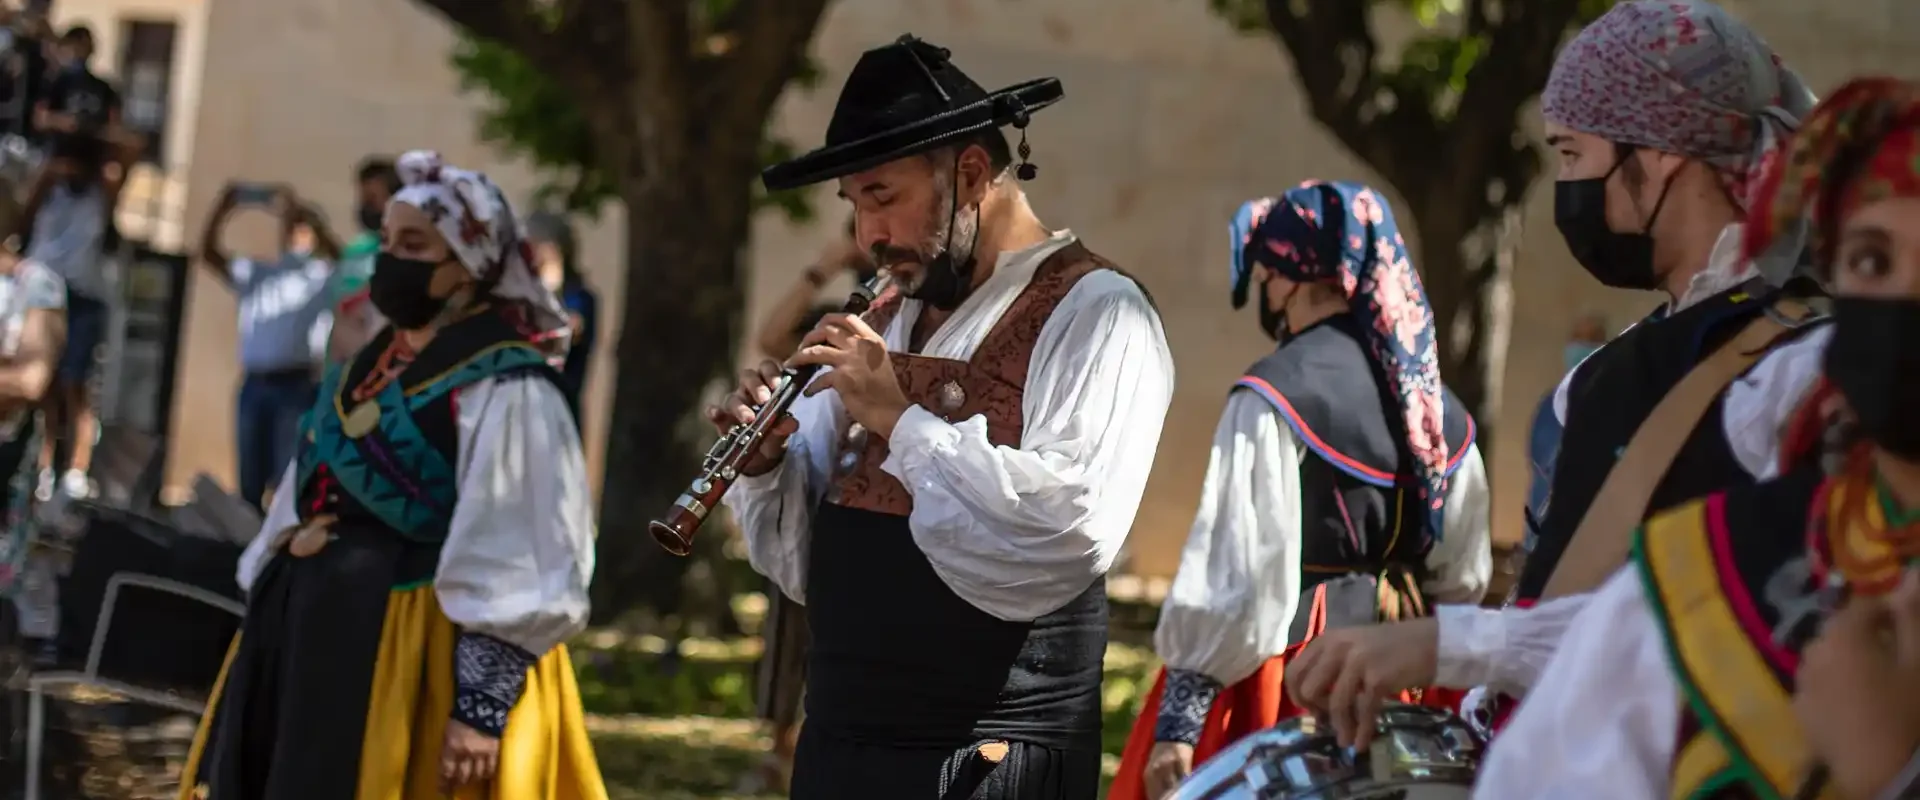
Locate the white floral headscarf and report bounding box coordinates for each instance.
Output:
[390,150,570,343]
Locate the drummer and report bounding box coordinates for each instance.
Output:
[1475,76,1920,800]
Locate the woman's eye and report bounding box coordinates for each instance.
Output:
[1843,246,1891,278]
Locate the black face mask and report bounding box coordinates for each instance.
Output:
[1553,150,1675,291]
[370,252,451,329]
[357,205,383,232]
[1258,280,1298,343]
[1824,296,1920,460]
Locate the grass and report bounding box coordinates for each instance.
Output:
[25,629,1162,799]
[576,631,1164,798]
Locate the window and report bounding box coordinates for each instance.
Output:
[116,19,175,163]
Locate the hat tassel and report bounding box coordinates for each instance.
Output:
[1015,127,1037,181]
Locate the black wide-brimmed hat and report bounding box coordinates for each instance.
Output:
[761,35,1063,192]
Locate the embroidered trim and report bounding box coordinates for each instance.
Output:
[1155,668,1222,745]
[1635,495,1814,797]
[452,632,537,738]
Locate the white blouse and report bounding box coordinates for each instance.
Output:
[1154,389,1494,686]
[238,373,596,656]
[723,230,1177,623]
[1472,568,1676,799]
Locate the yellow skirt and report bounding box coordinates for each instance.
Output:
[177,585,608,800]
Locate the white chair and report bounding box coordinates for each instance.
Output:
[23,572,243,799]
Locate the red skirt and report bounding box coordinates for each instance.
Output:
[1109,591,1464,800]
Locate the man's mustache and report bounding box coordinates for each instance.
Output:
[871,244,926,268]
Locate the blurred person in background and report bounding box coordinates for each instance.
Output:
[524,210,596,422]
[24,132,112,505]
[0,5,53,140]
[0,241,65,667]
[34,25,115,145]
[326,156,399,362]
[1518,313,1611,563]
[753,216,876,360]
[198,182,339,510]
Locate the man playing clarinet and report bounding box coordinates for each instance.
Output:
[713,34,1174,800]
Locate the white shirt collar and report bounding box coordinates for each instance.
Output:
[1670,223,1756,314]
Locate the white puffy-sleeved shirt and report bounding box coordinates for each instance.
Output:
[1153,389,1494,690]
[1433,224,1830,698]
[722,230,1176,623]
[238,373,595,656]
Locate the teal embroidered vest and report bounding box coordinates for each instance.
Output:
[293,308,559,543]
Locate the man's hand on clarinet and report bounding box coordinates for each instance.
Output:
[793,312,911,439]
[1287,617,1440,749]
[706,359,800,478]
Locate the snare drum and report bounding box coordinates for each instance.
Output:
[1169,703,1483,799]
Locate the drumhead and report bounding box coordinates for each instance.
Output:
[1170,704,1482,799]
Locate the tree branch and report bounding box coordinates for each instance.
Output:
[1445,0,1583,209]
[1261,0,1379,148]
[705,0,832,153]
[415,0,612,98]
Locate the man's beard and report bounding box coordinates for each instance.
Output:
[873,171,979,312]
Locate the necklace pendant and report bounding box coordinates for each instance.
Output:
[342,400,382,439]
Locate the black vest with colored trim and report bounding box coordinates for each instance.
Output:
[294,305,563,548]
[1513,281,1829,601]
[1237,315,1477,589]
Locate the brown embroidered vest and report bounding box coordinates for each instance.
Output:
[826,240,1120,516]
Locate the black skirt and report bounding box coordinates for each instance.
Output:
[192,525,431,799]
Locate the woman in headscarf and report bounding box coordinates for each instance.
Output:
[1110,181,1491,799]
[1288,0,1830,737]
[523,210,597,424]
[1471,75,1920,800]
[176,151,606,800]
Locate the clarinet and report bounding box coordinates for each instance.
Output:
[649,269,894,556]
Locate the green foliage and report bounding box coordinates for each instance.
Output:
[449,36,821,224]
[1208,0,1615,125]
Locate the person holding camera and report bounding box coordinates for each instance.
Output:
[198,182,340,510]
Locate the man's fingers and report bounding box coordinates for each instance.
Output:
[790,344,844,372]
[1327,655,1365,748]
[802,371,835,398]
[1350,684,1384,749]
[771,415,800,437]
[1287,641,1337,709]
[739,368,773,405]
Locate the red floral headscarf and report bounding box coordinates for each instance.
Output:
[1741,77,1920,270]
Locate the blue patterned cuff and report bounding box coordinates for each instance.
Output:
[452,633,538,738]
[1155,668,1224,745]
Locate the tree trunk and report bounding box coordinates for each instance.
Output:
[1408,202,1520,451]
[589,165,756,629]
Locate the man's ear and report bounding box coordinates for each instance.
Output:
[958,144,993,202]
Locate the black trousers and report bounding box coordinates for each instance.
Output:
[790,728,1101,800]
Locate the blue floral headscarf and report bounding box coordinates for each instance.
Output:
[1229,180,1453,540]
